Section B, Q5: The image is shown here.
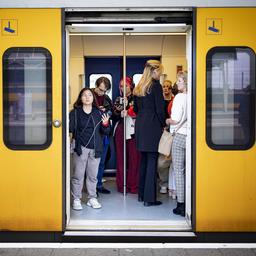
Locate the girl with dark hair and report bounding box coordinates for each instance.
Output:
[69,87,110,210]
[113,77,140,194]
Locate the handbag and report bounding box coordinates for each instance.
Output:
[158,130,174,157]
[158,119,187,157]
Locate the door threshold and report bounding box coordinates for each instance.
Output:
[66,219,191,231]
[64,230,195,237]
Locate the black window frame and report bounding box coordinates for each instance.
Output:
[206,46,255,150]
[3,47,52,150]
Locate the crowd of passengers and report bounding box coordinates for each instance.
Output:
[69,60,187,217]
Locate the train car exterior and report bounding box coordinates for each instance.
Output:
[0,0,256,242]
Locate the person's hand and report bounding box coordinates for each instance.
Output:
[121,110,127,118]
[115,105,123,111]
[166,118,171,125]
[99,106,106,112]
[101,113,110,125]
[124,97,128,107]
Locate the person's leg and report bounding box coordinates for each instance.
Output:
[126,138,140,193]
[115,123,124,193]
[138,152,147,201]
[171,133,186,216]
[85,149,101,199]
[71,147,88,200]
[143,152,159,204]
[168,162,177,199]
[157,154,170,193]
[96,136,111,193]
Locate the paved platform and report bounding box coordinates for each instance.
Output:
[0,245,256,256]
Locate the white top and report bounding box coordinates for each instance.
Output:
[170,93,187,135]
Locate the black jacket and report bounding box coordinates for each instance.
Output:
[134,80,166,152]
[69,106,110,158]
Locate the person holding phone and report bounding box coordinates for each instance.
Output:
[69,88,110,210]
[113,77,140,194]
[92,77,113,194]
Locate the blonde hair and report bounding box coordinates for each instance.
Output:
[163,80,172,89]
[177,71,187,86]
[134,60,164,97]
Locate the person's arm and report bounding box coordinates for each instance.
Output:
[154,82,166,127]
[104,94,113,113]
[112,97,123,122]
[166,95,183,125]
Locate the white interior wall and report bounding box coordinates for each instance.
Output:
[69,34,187,107]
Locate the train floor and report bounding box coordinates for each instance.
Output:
[68,178,188,230]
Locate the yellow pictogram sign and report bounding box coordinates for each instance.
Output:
[2,19,18,36]
[206,19,222,35]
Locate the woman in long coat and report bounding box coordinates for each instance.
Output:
[133,60,166,206]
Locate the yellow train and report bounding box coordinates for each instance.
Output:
[0,1,256,242]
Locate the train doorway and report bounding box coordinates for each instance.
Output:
[65,23,193,235]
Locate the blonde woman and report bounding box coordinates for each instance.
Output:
[166,71,187,216]
[133,60,166,206]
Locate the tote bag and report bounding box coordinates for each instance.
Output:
[158,119,187,157]
[158,130,173,157]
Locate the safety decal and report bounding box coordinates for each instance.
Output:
[2,20,18,36]
[206,19,222,35]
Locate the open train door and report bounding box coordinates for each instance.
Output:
[0,9,64,231]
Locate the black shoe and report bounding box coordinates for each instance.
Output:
[97,187,111,194]
[138,196,144,202]
[144,201,162,207]
[173,202,185,216]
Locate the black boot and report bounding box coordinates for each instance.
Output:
[173,202,185,217]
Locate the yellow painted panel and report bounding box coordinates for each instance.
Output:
[0,9,62,231]
[196,8,256,231]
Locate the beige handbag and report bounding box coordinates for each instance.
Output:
[158,130,174,157]
[158,119,187,157]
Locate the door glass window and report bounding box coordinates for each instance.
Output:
[3,48,52,149]
[206,47,255,149]
[133,73,142,87]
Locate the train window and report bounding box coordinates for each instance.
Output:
[89,74,112,100]
[206,47,255,150]
[3,47,52,150]
[133,73,142,87]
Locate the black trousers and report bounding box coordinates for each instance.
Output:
[138,151,158,203]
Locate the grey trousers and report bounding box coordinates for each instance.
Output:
[157,154,171,188]
[71,147,100,200]
[171,133,186,203]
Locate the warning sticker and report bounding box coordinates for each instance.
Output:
[2,20,18,36]
[206,19,222,35]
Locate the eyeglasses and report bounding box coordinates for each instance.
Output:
[97,87,107,94]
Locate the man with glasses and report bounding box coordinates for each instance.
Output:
[92,76,113,194]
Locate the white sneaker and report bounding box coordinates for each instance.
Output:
[159,187,167,194]
[169,190,177,200]
[87,198,102,209]
[72,199,83,210]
